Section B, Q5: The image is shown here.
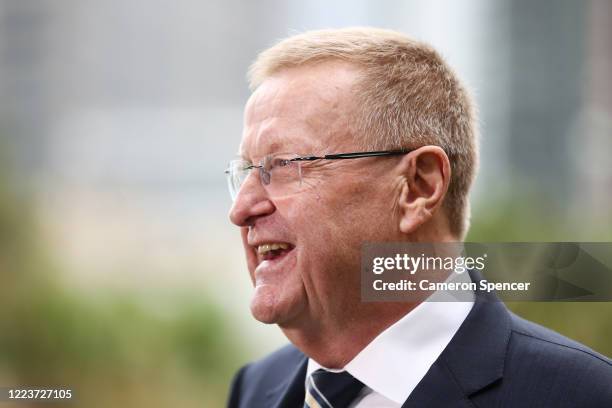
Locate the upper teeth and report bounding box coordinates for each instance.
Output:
[257,243,289,255]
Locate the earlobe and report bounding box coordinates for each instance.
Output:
[398,183,432,234]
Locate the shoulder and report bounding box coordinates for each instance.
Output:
[508,311,611,367]
[227,344,305,407]
[503,311,612,405]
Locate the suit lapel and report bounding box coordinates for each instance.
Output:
[266,353,308,408]
[401,360,474,408]
[403,270,512,407]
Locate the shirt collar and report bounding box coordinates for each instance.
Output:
[306,271,474,404]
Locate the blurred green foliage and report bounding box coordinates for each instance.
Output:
[0,170,245,407]
[468,195,612,357]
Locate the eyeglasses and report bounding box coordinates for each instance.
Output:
[224,149,411,201]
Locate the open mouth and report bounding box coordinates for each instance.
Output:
[257,243,295,261]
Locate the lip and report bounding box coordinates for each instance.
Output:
[249,240,294,259]
[253,245,297,283]
[255,242,295,264]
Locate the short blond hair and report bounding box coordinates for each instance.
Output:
[249,27,479,239]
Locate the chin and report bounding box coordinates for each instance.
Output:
[250,304,281,325]
[249,287,304,325]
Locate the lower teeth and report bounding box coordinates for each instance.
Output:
[267,249,287,258]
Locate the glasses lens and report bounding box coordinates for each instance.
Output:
[264,154,302,197]
[226,159,250,200]
[226,154,303,200]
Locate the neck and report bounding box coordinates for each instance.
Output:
[279,302,418,368]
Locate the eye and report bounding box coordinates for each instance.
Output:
[270,157,292,168]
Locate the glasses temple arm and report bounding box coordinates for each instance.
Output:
[291,150,410,161]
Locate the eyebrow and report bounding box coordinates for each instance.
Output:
[239,141,287,162]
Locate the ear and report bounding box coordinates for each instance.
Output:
[396,146,451,234]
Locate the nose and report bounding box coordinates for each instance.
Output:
[229,171,275,227]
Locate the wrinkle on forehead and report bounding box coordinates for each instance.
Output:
[240,62,361,160]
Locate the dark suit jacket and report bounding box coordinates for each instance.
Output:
[227,271,612,407]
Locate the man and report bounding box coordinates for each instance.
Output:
[225,28,611,407]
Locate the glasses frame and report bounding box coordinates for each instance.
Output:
[224,149,412,199]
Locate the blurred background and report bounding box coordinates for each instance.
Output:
[0,0,610,406]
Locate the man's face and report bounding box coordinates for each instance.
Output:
[229,62,401,329]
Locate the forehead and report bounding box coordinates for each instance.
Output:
[240,61,360,159]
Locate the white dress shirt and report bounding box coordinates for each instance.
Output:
[306,272,475,407]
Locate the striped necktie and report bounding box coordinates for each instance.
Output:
[304,369,365,408]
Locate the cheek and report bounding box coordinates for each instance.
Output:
[296,197,361,262]
[326,191,395,245]
[280,179,393,261]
